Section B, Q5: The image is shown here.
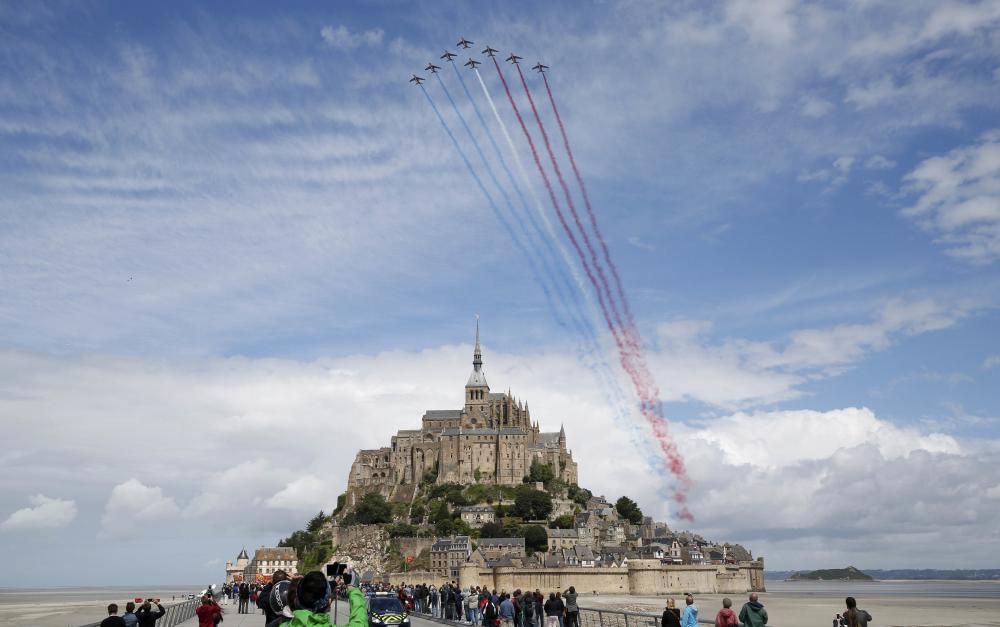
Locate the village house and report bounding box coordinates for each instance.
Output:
[430,535,472,579]
[459,505,495,528]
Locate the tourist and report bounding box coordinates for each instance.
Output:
[680,595,698,627]
[833,614,841,627]
[136,599,166,627]
[196,595,223,627]
[239,583,251,614]
[266,580,293,627]
[543,593,560,627]
[714,598,737,627]
[454,583,464,621]
[430,585,439,618]
[500,593,515,627]
[842,597,872,627]
[101,603,126,627]
[521,590,535,627]
[122,602,138,627]
[661,600,680,627]
[285,570,367,627]
[562,587,578,627]
[260,570,290,626]
[737,593,767,627]
[483,592,500,627]
[466,588,479,624]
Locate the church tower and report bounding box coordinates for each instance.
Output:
[464,318,490,428]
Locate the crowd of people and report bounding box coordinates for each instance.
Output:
[380,581,580,627]
[96,574,872,627]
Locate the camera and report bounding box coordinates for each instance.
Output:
[325,562,352,585]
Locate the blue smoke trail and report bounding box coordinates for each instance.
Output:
[452,64,655,465]
[419,85,559,328]
[431,74,567,329]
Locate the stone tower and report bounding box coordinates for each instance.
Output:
[463,318,490,428]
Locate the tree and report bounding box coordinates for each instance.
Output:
[410,503,426,525]
[522,524,548,554]
[480,521,505,538]
[429,499,452,525]
[567,485,592,507]
[549,514,575,529]
[386,523,417,538]
[615,496,643,525]
[528,460,555,485]
[513,486,553,521]
[333,494,347,516]
[307,511,327,533]
[354,493,392,524]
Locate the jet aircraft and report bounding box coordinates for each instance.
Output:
[409,74,425,85]
[464,58,481,69]
[425,63,441,74]
[532,63,549,73]
[457,37,474,49]
[440,50,457,61]
[506,53,522,64]
[482,46,499,57]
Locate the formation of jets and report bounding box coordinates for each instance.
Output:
[410,39,546,85]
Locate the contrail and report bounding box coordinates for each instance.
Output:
[509,62,691,516]
[418,84,561,328]
[447,63,582,341]
[513,61,638,360]
[489,56,628,358]
[541,71,637,335]
[470,64,651,460]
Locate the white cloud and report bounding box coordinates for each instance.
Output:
[0,494,77,531]
[319,25,384,50]
[901,130,1000,263]
[266,475,337,512]
[865,154,896,169]
[985,354,1000,369]
[100,479,179,539]
[800,95,834,118]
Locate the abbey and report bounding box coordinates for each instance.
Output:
[344,323,578,506]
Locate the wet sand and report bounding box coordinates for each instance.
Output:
[0,587,204,627]
[581,580,1000,627]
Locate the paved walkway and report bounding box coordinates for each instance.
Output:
[171,601,452,627]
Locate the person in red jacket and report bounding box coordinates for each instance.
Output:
[714,598,737,627]
[196,595,223,627]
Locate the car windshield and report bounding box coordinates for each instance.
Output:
[370,598,405,614]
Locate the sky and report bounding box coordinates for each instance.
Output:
[1,0,999,586]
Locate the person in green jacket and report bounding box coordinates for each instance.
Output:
[286,571,368,627]
[737,592,768,627]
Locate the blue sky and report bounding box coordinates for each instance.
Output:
[2,0,999,586]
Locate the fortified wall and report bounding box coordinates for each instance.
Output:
[385,559,765,595]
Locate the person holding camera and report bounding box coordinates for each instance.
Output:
[285,569,367,627]
[135,599,165,627]
[259,571,289,625]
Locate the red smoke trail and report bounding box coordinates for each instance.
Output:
[541,72,637,339]
[490,56,627,358]
[504,61,692,518]
[513,62,638,360]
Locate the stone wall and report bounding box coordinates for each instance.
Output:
[329,525,390,575]
[458,560,765,595]
[396,536,435,559]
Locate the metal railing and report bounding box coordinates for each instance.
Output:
[409,604,759,627]
[77,599,200,627]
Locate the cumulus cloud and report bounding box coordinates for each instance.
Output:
[901,130,1000,263]
[865,154,896,170]
[320,25,384,49]
[0,494,77,531]
[985,354,1000,369]
[100,479,179,539]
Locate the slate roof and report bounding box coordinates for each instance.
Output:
[252,546,297,561]
[424,410,462,419]
[478,537,525,547]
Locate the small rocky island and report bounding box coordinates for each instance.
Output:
[788,566,874,581]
